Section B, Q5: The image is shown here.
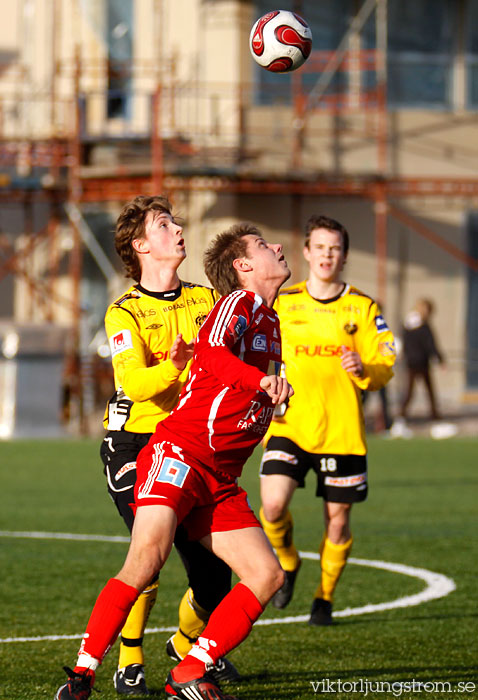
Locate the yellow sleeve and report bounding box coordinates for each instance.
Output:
[350,300,396,391]
[106,305,182,402]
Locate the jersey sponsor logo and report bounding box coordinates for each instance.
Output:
[254,313,264,325]
[226,314,247,341]
[379,340,396,357]
[252,333,267,351]
[342,303,360,314]
[109,329,133,357]
[270,340,281,355]
[136,308,156,318]
[262,449,298,465]
[152,350,169,361]
[187,296,207,306]
[237,400,275,433]
[115,461,136,480]
[295,344,345,357]
[324,472,367,487]
[159,297,207,313]
[313,307,336,314]
[155,457,190,488]
[375,314,389,333]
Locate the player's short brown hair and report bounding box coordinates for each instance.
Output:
[204,222,261,296]
[304,215,349,257]
[115,195,173,282]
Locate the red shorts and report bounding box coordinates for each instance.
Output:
[135,438,260,541]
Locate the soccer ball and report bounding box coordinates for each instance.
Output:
[249,10,312,73]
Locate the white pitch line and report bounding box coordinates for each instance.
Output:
[0,532,456,643]
[0,530,130,543]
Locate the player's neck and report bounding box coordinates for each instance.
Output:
[306,275,345,301]
[241,281,281,308]
[139,266,181,293]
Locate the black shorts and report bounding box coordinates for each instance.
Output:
[100,430,232,611]
[100,430,150,532]
[260,436,368,504]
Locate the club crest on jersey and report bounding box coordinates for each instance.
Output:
[379,340,396,357]
[195,313,208,327]
[344,322,358,335]
[226,314,247,340]
[252,333,267,351]
[375,314,389,333]
[109,329,133,356]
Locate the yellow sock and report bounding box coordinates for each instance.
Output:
[170,588,210,659]
[118,580,158,669]
[314,536,353,603]
[260,507,301,572]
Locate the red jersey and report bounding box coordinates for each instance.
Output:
[155,289,282,477]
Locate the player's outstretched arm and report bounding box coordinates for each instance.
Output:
[260,375,294,405]
[170,333,195,371]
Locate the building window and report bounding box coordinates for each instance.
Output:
[466,0,478,108]
[252,0,468,110]
[106,0,133,119]
[386,0,454,108]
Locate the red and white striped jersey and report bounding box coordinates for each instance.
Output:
[156,289,282,477]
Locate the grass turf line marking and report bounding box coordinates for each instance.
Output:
[0,532,456,643]
[255,551,456,626]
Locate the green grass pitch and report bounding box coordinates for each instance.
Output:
[1,437,477,699]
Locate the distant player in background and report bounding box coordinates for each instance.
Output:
[399,298,445,421]
[260,215,396,625]
[99,195,238,694]
[54,222,293,700]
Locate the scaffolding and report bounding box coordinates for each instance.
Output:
[1,0,477,432]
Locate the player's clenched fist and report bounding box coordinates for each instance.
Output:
[260,375,294,405]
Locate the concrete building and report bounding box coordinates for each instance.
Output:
[0,0,477,433]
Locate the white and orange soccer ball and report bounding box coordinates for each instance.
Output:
[249,10,312,73]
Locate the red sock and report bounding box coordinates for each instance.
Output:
[172,583,263,682]
[76,578,139,665]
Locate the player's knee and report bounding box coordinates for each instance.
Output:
[261,497,288,523]
[263,558,285,597]
[274,565,286,593]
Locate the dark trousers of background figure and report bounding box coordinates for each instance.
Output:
[362,387,392,432]
[400,366,439,421]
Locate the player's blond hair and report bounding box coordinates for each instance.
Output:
[204,222,261,296]
[115,195,173,282]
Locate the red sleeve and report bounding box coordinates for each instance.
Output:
[194,291,265,391]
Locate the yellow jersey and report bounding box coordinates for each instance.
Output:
[265,280,396,455]
[104,282,217,434]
